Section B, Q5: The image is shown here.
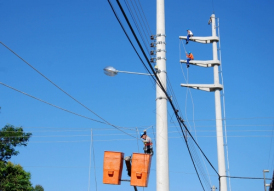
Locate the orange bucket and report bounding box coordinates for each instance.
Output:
[103,151,124,185]
[130,153,151,187]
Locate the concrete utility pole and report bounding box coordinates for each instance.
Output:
[179,14,227,191]
[211,185,217,191]
[263,170,270,191]
[211,14,227,191]
[156,0,169,191]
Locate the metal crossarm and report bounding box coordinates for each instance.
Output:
[180,84,223,92]
[179,36,219,44]
[180,60,220,67]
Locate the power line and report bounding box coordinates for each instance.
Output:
[0,82,136,138]
[133,0,152,37]
[0,82,105,124]
[136,0,152,34]
[184,117,274,122]
[222,175,274,181]
[0,41,135,138]
[3,134,274,139]
[125,0,150,54]
[107,0,157,84]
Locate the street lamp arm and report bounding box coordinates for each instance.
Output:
[117,70,154,76]
[103,66,154,77]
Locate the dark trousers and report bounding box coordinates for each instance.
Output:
[186,34,193,43]
[144,146,153,155]
[187,34,191,42]
[187,58,191,65]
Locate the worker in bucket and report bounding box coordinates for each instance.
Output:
[186,29,193,44]
[186,51,194,68]
[140,130,153,155]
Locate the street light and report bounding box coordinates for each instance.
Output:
[103,66,154,77]
[264,170,270,191]
[103,64,169,190]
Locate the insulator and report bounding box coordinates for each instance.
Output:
[150,43,155,47]
[150,51,154,55]
[150,35,155,40]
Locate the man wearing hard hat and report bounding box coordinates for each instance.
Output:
[140,130,153,155]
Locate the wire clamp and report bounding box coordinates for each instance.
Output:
[157,57,166,60]
[155,69,166,74]
[156,33,166,37]
[155,96,168,101]
[157,49,166,52]
[150,34,166,40]
[179,117,184,123]
[156,41,166,45]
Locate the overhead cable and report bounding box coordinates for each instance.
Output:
[0,82,135,138]
[0,41,131,137]
[107,0,157,85]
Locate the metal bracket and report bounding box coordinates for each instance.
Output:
[208,17,212,25]
[150,57,167,62]
[155,68,167,74]
[156,96,168,101]
[157,49,166,52]
[156,33,166,37]
[156,57,166,60]
[150,58,156,63]
[156,41,166,45]
[150,34,166,40]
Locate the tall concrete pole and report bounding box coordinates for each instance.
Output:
[156,0,169,191]
[211,14,227,191]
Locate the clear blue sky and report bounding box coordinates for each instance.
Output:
[0,0,273,190]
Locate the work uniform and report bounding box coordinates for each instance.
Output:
[186,53,194,67]
[186,30,193,44]
[143,136,153,155]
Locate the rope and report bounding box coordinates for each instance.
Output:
[182,40,187,54]
[91,129,98,191]
[135,127,140,152]
[88,129,92,191]
[180,39,213,187]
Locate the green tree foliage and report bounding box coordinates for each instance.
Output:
[0,124,32,162]
[0,161,33,191]
[33,184,44,191]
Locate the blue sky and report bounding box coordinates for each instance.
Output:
[0,0,273,190]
